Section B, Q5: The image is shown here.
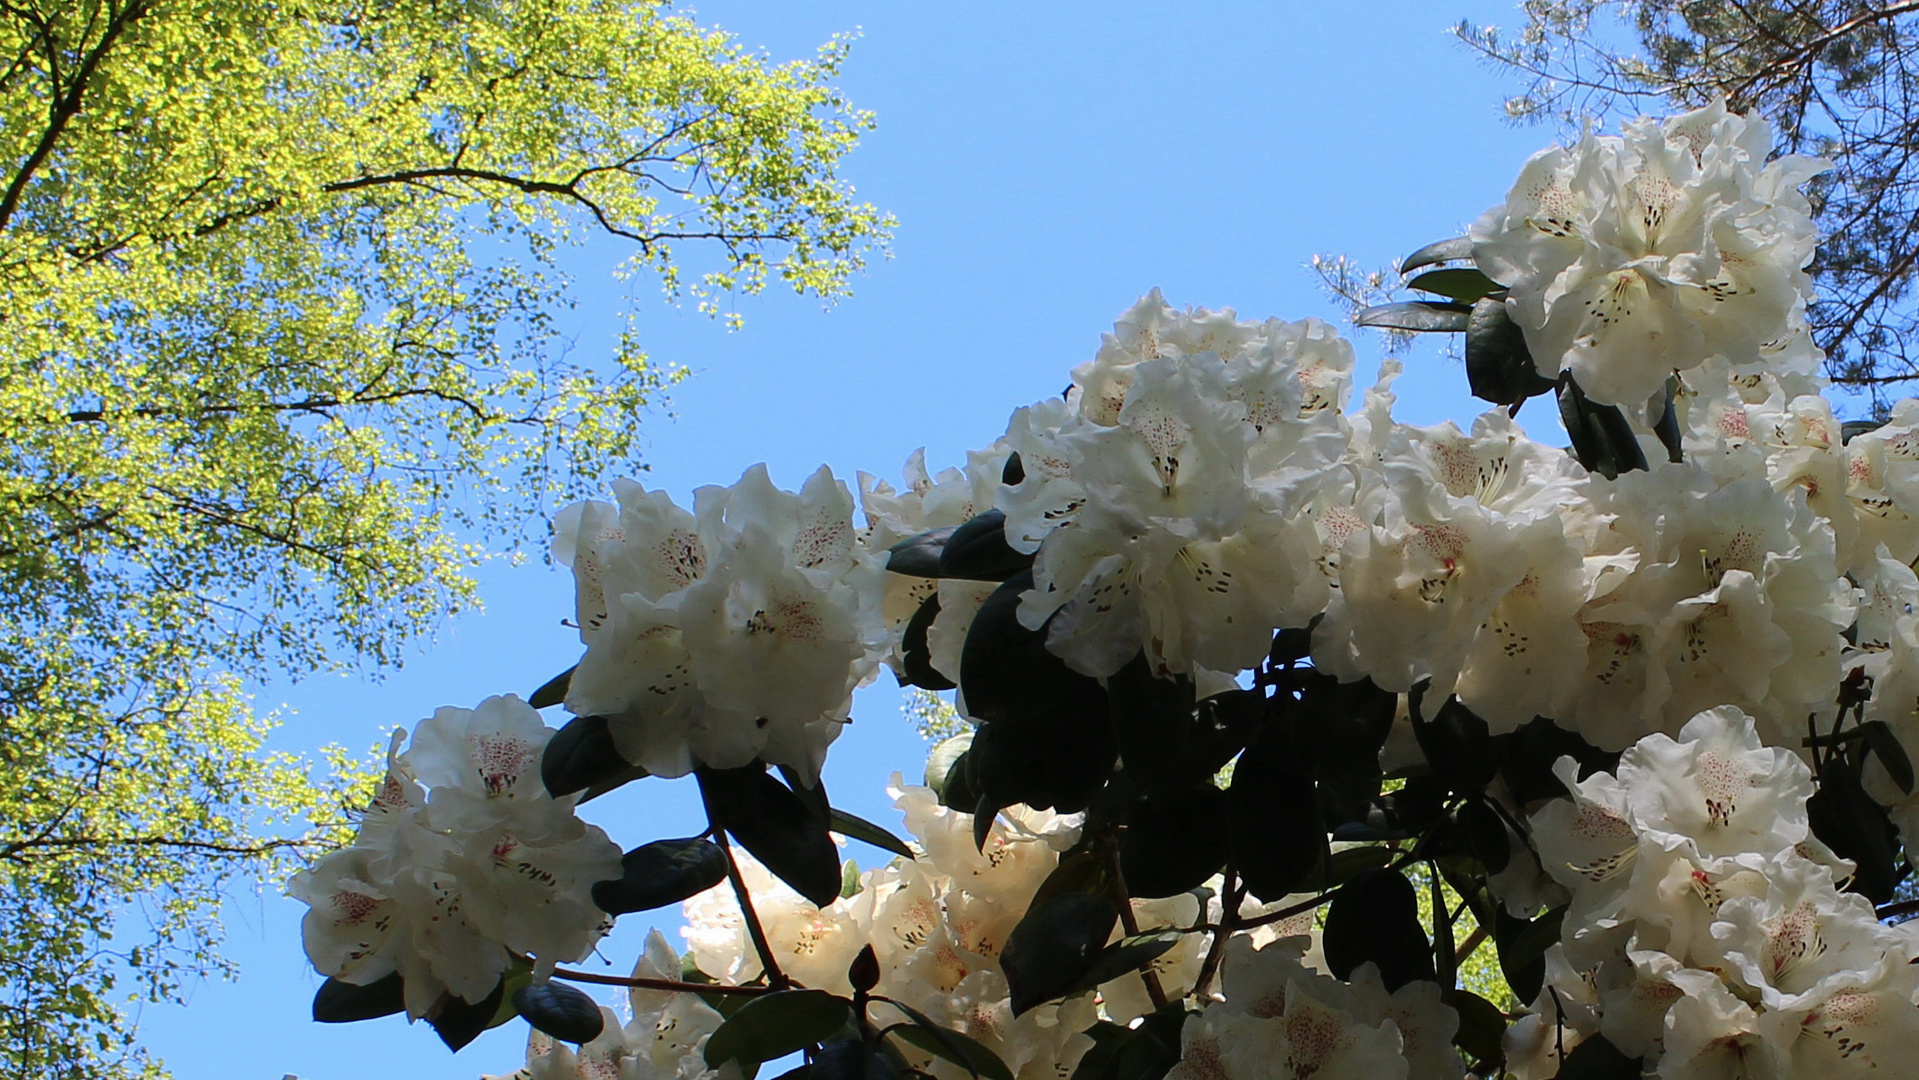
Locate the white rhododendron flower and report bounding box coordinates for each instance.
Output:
[1472,100,1824,407]
[292,700,620,1019]
[555,464,886,782]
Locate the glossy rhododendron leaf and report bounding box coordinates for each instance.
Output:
[512,981,604,1044]
[1323,868,1435,991]
[591,837,729,916]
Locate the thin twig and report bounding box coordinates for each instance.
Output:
[552,968,774,997]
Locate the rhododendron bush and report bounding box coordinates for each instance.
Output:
[295,102,1919,1080]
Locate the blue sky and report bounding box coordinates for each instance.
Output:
[136,4,1567,1076]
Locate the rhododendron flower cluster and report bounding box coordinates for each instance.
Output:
[298,101,1919,1080]
[292,697,620,1019]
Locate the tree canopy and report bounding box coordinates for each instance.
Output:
[0,0,890,1073]
[1458,0,1919,408]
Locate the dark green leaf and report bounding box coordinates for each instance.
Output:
[578,762,652,804]
[592,837,729,915]
[530,665,575,709]
[1109,1004,1189,1080]
[1400,236,1474,275]
[703,990,853,1070]
[1557,374,1648,479]
[901,593,957,691]
[1494,904,1564,1003]
[700,765,843,907]
[1554,1033,1641,1080]
[1464,297,1554,407]
[937,748,983,813]
[880,1000,1015,1080]
[1862,720,1915,795]
[1107,654,1197,794]
[1323,868,1435,991]
[829,808,915,860]
[940,510,1033,581]
[513,981,604,1044]
[312,972,405,1023]
[1843,420,1887,444]
[1230,725,1326,902]
[1323,845,1395,887]
[1652,376,1684,464]
[974,793,999,851]
[1408,684,1497,794]
[1067,1021,1133,1080]
[926,732,974,797]
[961,571,1108,730]
[965,698,1116,815]
[1001,891,1120,1015]
[1029,851,1112,911]
[1270,621,1317,665]
[1002,452,1026,486]
[1809,756,1902,903]
[1354,300,1472,333]
[1455,798,1512,876]
[1121,785,1229,897]
[1060,932,1183,999]
[428,978,506,1052]
[1409,267,1501,304]
[1443,988,1507,1065]
[812,1040,899,1080]
[887,526,958,578]
[542,714,635,798]
[1500,717,1619,804]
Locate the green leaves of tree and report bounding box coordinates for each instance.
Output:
[312,973,406,1024]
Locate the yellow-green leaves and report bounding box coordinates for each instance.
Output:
[0,1,889,1073]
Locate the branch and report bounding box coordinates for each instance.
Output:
[551,967,774,997]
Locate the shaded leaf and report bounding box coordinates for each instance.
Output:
[700,765,843,907]
[1107,654,1197,794]
[1409,267,1501,304]
[1323,868,1435,991]
[1652,376,1684,464]
[1862,720,1915,795]
[1121,785,1229,897]
[887,526,958,578]
[578,761,652,804]
[1557,374,1648,479]
[428,978,506,1052]
[513,981,605,1044]
[901,593,956,691]
[812,1040,899,1080]
[1400,236,1474,275]
[312,972,405,1024]
[1493,904,1564,1003]
[704,990,853,1070]
[592,837,729,915]
[1230,725,1326,902]
[1001,892,1120,1015]
[961,571,1107,730]
[1464,297,1554,407]
[529,665,575,709]
[1455,797,1512,876]
[542,714,635,798]
[1443,988,1507,1065]
[1809,756,1902,903]
[1354,300,1472,333]
[1061,932,1183,999]
[1408,684,1497,794]
[880,999,1015,1080]
[1066,1021,1133,1080]
[1555,1033,1641,1080]
[940,510,1033,581]
[830,808,915,860]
